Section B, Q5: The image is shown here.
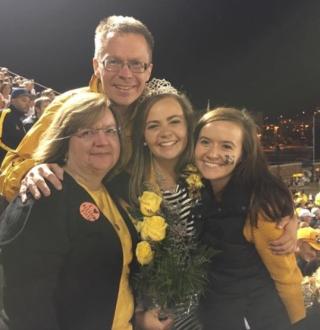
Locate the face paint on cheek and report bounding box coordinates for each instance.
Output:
[223,155,236,165]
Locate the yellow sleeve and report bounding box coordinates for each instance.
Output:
[243,216,306,324]
[0,87,90,201]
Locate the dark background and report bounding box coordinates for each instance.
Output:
[1,0,320,116]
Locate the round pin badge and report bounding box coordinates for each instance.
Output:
[79,202,100,222]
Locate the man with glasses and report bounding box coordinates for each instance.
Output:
[0,15,173,330]
[0,15,153,201]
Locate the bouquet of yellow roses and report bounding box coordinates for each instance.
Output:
[132,177,214,317]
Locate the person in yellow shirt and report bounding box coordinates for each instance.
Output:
[0,15,153,201]
[194,107,306,330]
[296,227,320,275]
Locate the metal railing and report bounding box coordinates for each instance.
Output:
[3,67,60,95]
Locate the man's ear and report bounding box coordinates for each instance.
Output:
[146,63,153,81]
[92,58,100,78]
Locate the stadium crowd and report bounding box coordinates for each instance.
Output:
[0,67,57,164]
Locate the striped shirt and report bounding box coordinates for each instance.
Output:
[162,184,202,330]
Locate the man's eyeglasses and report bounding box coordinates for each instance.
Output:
[73,127,120,141]
[101,57,150,73]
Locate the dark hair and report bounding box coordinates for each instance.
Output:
[195,107,294,226]
[129,93,194,205]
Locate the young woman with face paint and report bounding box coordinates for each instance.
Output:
[194,107,306,330]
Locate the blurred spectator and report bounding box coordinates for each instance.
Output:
[0,88,31,164]
[314,192,320,207]
[0,82,12,108]
[12,76,23,88]
[0,94,5,110]
[298,208,315,228]
[0,67,9,75]
[22,79,36,95]
[296,227,320,275]
[310,207,320,228]
[40,88,56,101]
[1,69,11,86]
[0,66,58,111]
[294,191,309,207]
[297,227,320,329]
[23,96,50,131]
[0,72,4,89]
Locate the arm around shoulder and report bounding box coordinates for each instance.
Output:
[243,216,306,324]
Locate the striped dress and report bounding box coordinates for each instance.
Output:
[162,183,203,330]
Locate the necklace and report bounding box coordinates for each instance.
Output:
[153,163,177,193]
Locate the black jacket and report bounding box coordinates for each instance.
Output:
[199,179,292,330]
[0,106,26,164]
[0,173,138,330]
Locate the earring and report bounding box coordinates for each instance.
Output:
[64,153,69,163]
[143,141,147,147]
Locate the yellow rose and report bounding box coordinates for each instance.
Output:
[136,241,154,265]
[185,164,198,173]
[139,191,162,216]
[186,174,203,190]
[141,216,167,241]
[135,221,143,233]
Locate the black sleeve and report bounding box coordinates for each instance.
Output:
[1,115,15,148]
[1,192,69,330]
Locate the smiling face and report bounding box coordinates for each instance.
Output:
[195,120,243,193]
[144,97,188,166]
[66,109,120,181]
[11,95,31,114]
[93,32,152,110]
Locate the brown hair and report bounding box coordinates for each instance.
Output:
[129,93,195,205]
[195,107,294,226]
[33,92,123,180]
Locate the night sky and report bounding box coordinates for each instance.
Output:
[2,0,320,116]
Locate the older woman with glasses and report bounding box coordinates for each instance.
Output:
[0,92,138,330]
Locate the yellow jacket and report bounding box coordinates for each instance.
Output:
[243,215,306,324]
[0,77,99,201]
[0,75,138,201]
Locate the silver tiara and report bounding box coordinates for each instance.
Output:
[139,78,179,104]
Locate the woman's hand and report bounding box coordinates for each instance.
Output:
[269,215,298,255]
[20,163,64,202]
[135,309,174,330]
